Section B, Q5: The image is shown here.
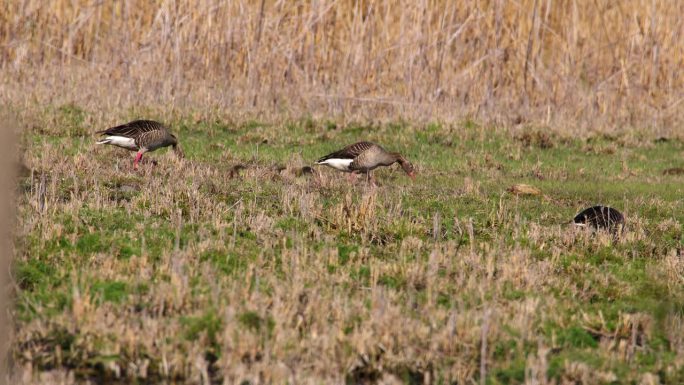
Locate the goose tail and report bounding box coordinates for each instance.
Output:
[315,154,333,164]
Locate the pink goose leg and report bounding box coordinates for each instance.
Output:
[368,172,377,187]
[133,151,143,170]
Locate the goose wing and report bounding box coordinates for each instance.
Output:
[97,120,165,138]
[316,141,376,163]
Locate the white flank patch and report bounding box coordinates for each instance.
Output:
[99,136,137,150]
[318,158,353,171]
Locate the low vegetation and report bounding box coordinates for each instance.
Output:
[11,107,684,383]
[4,2,684,383]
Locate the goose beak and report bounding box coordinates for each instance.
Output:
[408,171,416,180]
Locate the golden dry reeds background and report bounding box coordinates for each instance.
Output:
[5,2,684,384]
[2,0,683,133]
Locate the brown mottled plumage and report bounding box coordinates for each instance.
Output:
[315,141,415,183]
[96,120,183,170]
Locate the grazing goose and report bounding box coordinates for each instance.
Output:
[573,205,625,237]
[96,120,183,170]
[315,141,415,183]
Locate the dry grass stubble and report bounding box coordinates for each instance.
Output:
[10,119,684,383]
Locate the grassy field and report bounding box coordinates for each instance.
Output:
[5,1,684,384]
[10,105,684,384]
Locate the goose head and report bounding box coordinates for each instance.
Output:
[395,155,415,179]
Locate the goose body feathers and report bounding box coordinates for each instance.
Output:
[96,120,177,152]
[317,142,376,163]
[96,119,182,170]
[97,135,137,150]
[317,158,354,171]
[315,141,415,179]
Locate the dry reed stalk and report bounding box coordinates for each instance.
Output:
[0,1,683,133]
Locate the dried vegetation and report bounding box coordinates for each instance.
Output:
[2,0,684,133]
[2,1,684,384]
[10,117,684,384]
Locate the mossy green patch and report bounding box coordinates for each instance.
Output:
[182,310,222,342]
[238,311,275,337]
[91,280,128,304]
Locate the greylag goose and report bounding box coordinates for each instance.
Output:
[96,120,183,170]
[315,141,415,183]
[573,205,625,237]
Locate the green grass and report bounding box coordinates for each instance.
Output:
[13,108,684,383]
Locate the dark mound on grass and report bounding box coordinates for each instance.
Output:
[573,205,625,236]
